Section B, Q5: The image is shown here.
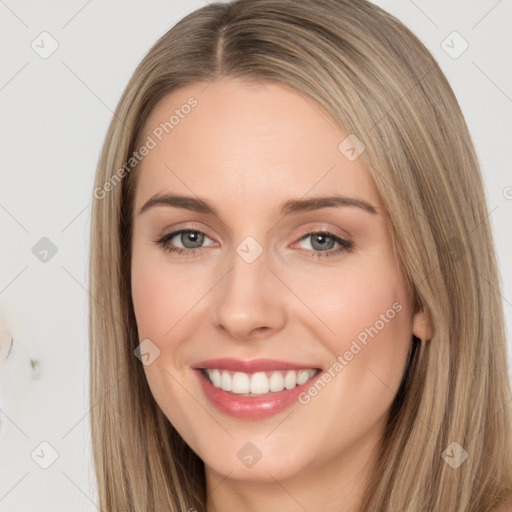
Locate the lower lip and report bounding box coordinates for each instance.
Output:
[194,369,317,420]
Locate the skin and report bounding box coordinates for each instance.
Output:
[130,77,430,512]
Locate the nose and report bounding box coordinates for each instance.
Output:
[211,240,287,341]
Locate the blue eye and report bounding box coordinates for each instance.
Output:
[155,230,214,255]
[154,229,353,258]
[296,231,353,257]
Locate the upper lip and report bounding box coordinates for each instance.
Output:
[191,358,321,373]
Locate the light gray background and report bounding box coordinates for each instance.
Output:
[0,1,511,510]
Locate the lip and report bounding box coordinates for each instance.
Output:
[191,358,322,420]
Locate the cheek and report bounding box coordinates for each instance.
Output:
[291,258,411,343]
[131,248,197,340]
[132,274,172,338]
[289,255,413,391]
[130,250,203,441]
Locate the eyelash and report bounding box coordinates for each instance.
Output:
[154,229,353,258]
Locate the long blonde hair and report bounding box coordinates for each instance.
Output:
[89,0,512,510]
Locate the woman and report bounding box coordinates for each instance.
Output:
[89,0,512,510]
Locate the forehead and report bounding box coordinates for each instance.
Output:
[134,78,379,215]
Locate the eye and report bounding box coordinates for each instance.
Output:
[154,229,215,256]
[294,231,353,258]
[154,229,353,258]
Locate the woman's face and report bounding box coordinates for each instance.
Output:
[131,78,428,484]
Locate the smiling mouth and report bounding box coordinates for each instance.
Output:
[200,368,320,396]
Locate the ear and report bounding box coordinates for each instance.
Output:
[412,308,432,341]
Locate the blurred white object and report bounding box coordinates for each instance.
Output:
[0,305,39,438]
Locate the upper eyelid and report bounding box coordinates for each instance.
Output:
[160,226,350,245]
[158,218,351,237]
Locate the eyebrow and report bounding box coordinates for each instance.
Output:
[138,193,378,217]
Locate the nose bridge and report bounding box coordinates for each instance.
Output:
[212,234,286,339]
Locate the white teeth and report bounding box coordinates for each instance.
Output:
[211,369,221,388]
[205,368,317,395]
[269,371,285,392]
[250,372,270,394]
[221,370,232,392]
[297,369,310,385]
[284,370,297,390]
[232,372,250,394]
